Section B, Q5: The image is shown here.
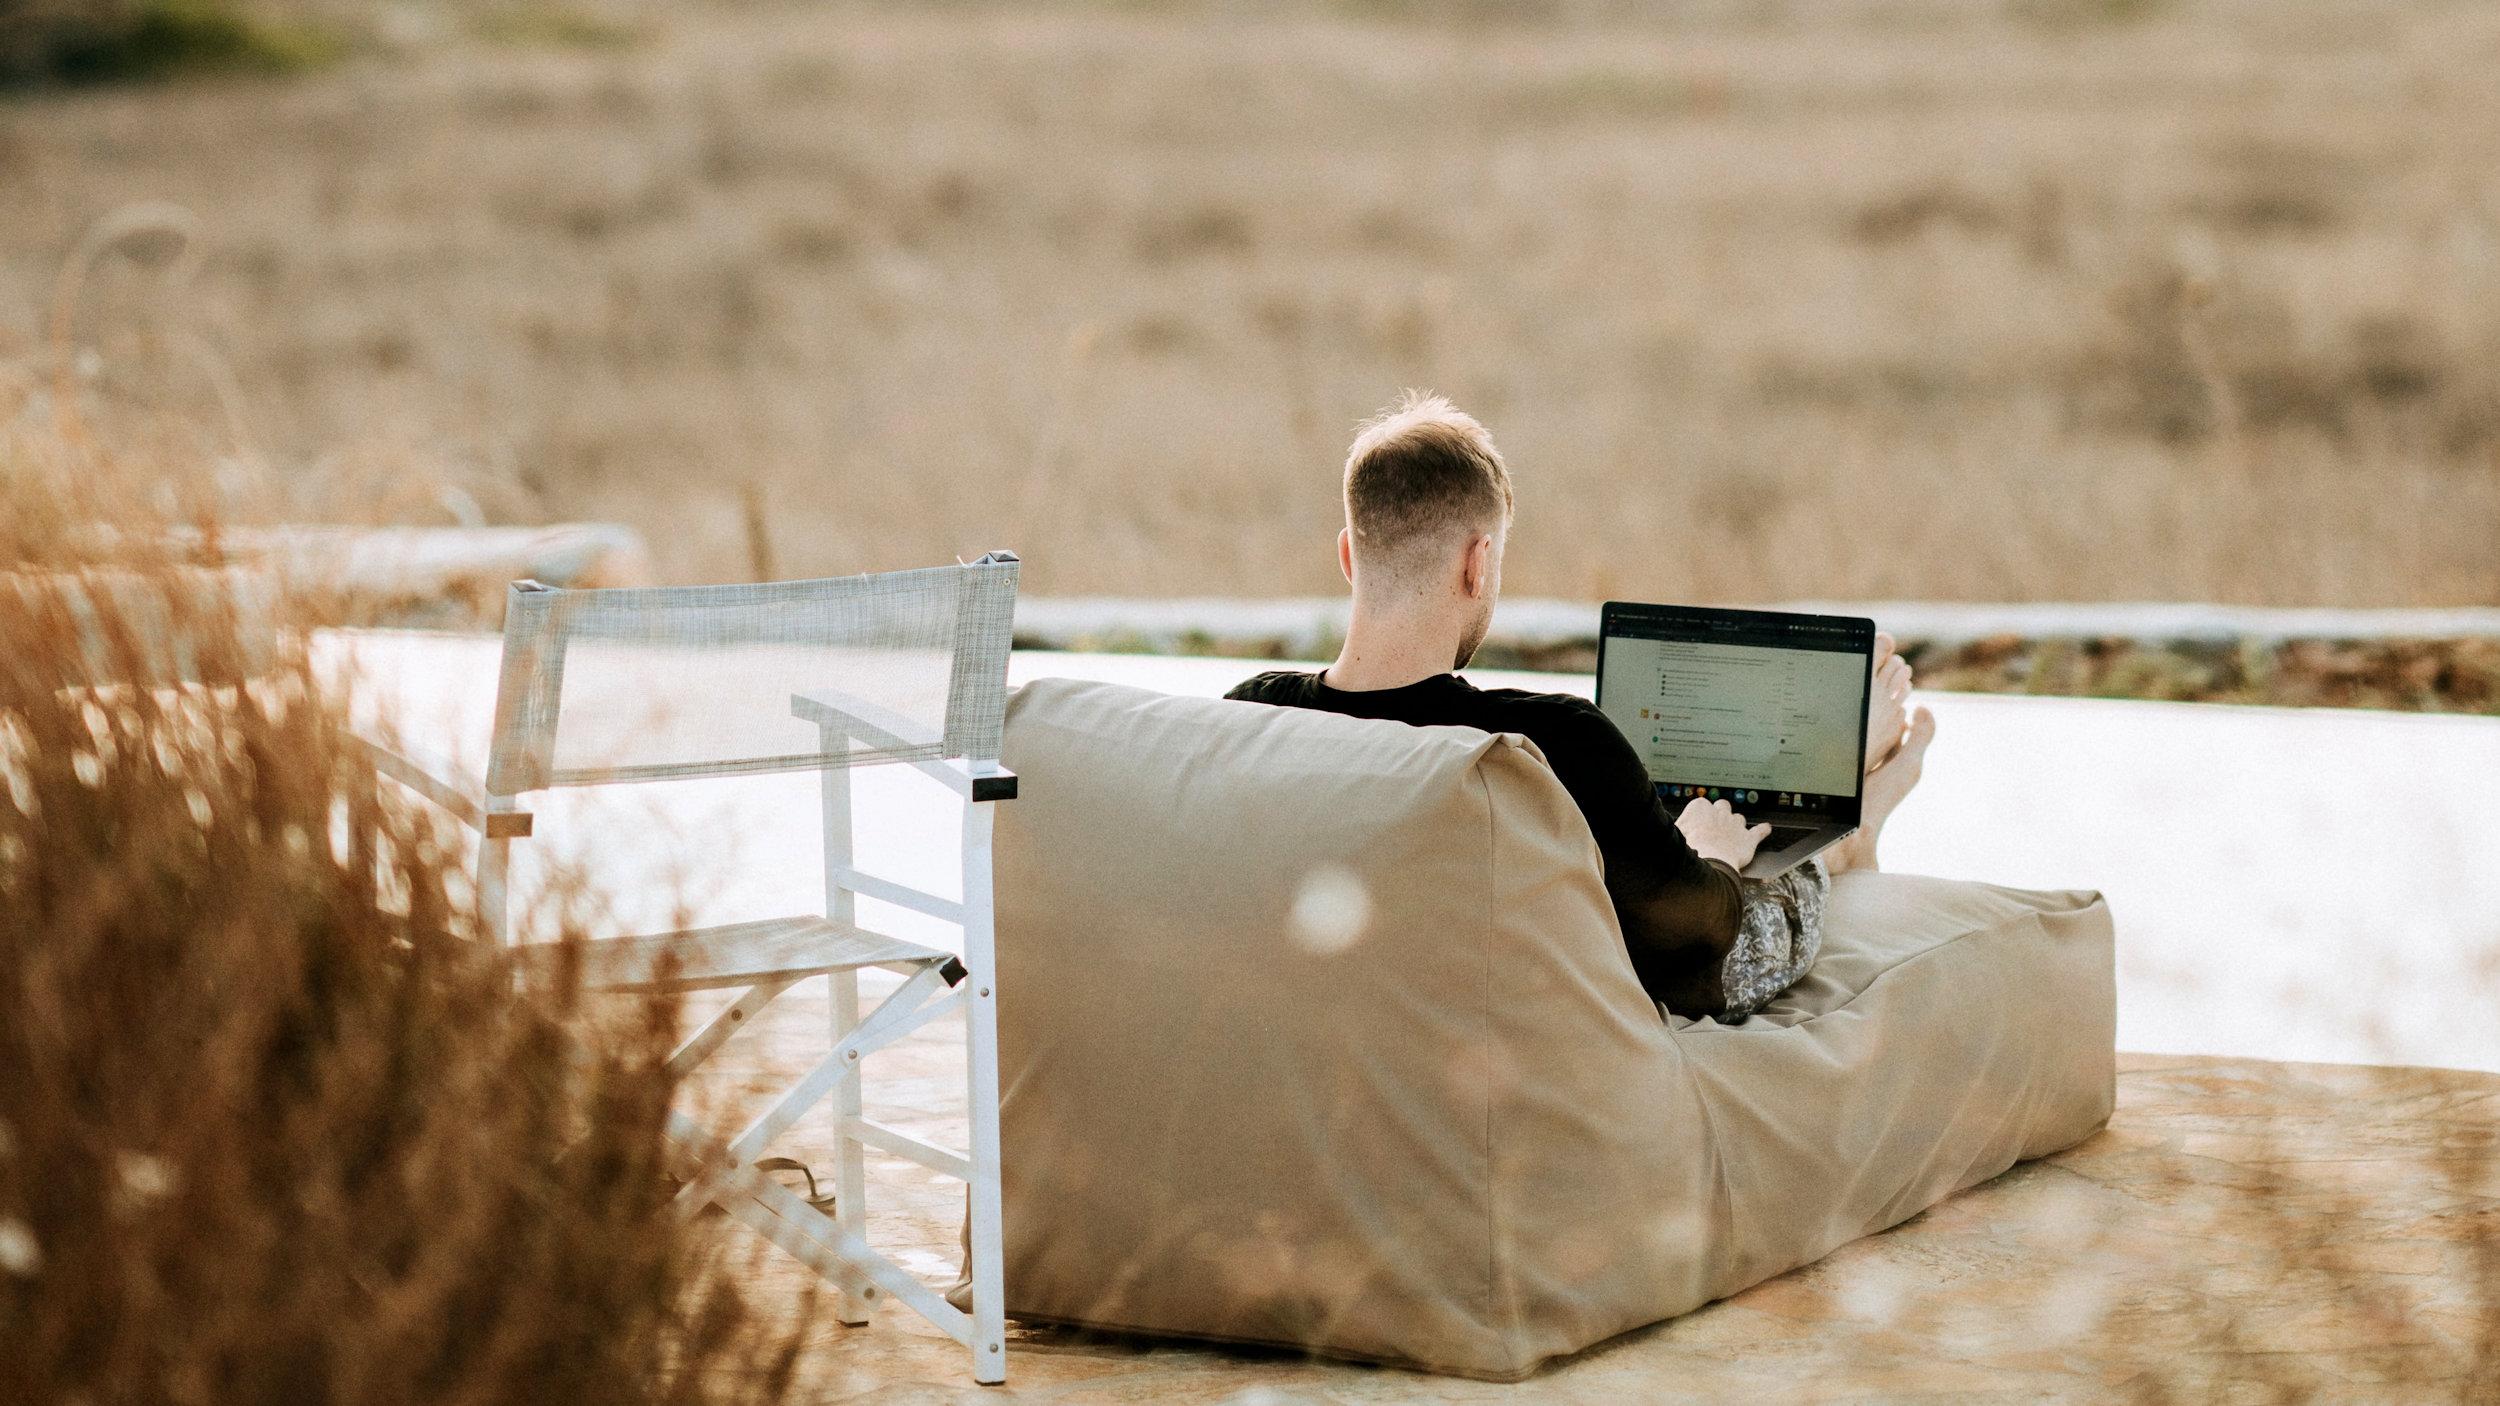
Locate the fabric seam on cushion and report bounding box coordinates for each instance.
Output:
[1676,1027,1741,1291]
[1469,757,1511,1363]
[998,1308,1544,1383]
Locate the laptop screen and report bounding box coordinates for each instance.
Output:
[1595,605,1872,822]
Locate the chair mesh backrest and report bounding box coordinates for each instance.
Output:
[483,555,1018,793]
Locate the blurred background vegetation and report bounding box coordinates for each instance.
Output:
[2,0,335,83]
[2,0,2495,605]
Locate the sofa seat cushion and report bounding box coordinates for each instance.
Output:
[1671,871,2116,1302]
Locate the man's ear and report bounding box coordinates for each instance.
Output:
[1461,533,1494,599]
[1338,527,1354,585]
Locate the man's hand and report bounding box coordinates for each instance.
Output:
[1677,797,1768,871]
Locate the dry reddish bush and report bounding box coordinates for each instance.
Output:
[0,465,799,1401]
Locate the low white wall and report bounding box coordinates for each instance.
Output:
[1014,596,2500,656]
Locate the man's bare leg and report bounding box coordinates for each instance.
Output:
[1866,632,1912,774]
[1827,706,1935,876]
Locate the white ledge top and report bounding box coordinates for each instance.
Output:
[1013,597,2500,649]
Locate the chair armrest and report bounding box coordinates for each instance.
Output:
[789,689,1016,802]
[789,686,930,754]
[351,733,533,837]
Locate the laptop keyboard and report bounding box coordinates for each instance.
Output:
[1763,825,1821,851]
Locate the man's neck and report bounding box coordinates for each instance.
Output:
[1322,604,1461,692]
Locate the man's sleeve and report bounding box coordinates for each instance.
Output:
[1536,700,1747,1017]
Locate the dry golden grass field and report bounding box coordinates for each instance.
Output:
[4,0,2499,603]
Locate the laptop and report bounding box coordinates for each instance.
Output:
[1594,603,1876,880]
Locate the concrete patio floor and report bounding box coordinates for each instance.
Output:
[335,635,2500,1400]
[702,991,2500,1403]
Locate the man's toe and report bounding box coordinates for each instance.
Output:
[1901,706,1937,756]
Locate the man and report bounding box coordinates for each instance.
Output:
[1227,392,1936,1020]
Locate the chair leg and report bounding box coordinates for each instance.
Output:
[829,967,872,1327]
[475,832,511,945]
[962,801,1007,1384]
[816,746,878,1328]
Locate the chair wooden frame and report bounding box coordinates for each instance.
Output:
[358,555,1019,1385]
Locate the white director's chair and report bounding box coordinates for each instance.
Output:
[360,553,1020,1384]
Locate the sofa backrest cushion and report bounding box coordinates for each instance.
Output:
[992,677,1697,1376]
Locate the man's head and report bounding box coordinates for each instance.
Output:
[1339,391,1514,669]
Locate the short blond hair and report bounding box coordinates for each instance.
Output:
[1342,391,1513,582]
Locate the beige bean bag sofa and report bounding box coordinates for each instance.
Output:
[991,677,2115,1380]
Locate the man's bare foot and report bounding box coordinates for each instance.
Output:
[1865,632,1913,775]
[1829,705,1934,875]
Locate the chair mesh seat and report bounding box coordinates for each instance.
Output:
[515,915,951,993]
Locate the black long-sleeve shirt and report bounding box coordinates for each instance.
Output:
[1225,669,1753,1016]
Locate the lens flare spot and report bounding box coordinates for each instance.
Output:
[1289,864,1371,954]
[0,1218,39,1277]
